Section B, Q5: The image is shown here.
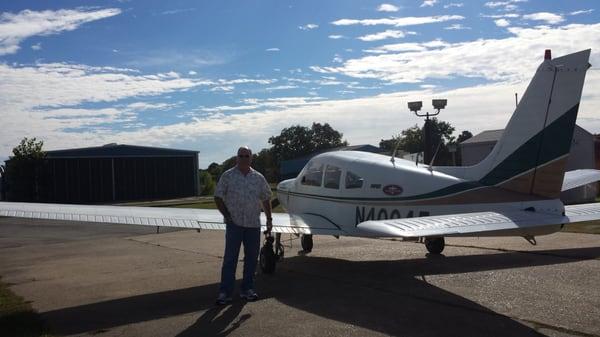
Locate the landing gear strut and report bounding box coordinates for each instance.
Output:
[424,237,445,255]
[259,233,284,274]
[301,234,313,253]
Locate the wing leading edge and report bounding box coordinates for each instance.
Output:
[0,201,344,236]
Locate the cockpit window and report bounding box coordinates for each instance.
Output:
[324,165,341,189]
[345,171,364,189]
[301,161,324,187]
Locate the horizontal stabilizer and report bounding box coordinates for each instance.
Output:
[561,169,600,191]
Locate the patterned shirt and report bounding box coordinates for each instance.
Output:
[214,166,272,228]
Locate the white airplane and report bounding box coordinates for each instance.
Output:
[2,49,600,274]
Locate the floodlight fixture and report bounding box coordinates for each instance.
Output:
[408,101,423,113]
[432,99,447,110]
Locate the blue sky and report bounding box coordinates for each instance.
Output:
[1,0,599,167]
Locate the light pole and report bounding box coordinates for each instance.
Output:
[408,99,447,165]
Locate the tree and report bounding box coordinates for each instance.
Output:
[457,130,473,143]
[269,122,348,163]
[5,137,47,201]
[198,170,215,195]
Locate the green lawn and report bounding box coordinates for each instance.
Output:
[562,221,600,234]
[0,278,53,337]
[171,197,285,213]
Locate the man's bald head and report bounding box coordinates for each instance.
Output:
[236,146,252,170]
[237,146,252,156]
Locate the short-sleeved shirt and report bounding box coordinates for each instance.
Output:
[214,166,272,228]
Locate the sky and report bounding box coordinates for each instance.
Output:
[0,0,599,168]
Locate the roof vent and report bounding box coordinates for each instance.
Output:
[102,143,118,147]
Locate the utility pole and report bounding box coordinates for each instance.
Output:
[408,99,447,165]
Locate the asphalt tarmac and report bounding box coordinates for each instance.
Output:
[0,216,599,337]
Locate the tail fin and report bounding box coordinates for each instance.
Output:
[467,49,591,198]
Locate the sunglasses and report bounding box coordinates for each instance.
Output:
[238,154,250,158]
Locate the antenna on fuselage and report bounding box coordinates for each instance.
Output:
[428,142,442,172]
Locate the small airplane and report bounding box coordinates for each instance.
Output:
[2,49,600,274]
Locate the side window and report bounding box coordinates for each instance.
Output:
[301,161,324,187]
[345,171,364,189]
[324,165,341,189]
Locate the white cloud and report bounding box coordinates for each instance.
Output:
[484,0,526,10]
[522,12,564,25]
[357,29,405,41]
[444,24,470,30]
[0,8,121,55]
[481,13,520,18]
[377,4,399,12]
[266,47,280,52]
[125,102,180,111]
[494,19,511,27]
[188,70,197,75]
[420,0,437,7]
[76,69,600,167]
[0,62,213,157]
[265,85,298,91]
[570,9,594,16]
[444,3,464,9]
[298,23,318,30]
[310,23,600,84]
[31,42,42,50]
[331,15,464,27]
[360,39,450,54]
[328,35,346,39]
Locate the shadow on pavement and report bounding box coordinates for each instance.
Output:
[41,246,600,336]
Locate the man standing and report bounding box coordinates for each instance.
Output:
[214,146,273,304]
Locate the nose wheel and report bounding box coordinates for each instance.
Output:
[259,233,284,274]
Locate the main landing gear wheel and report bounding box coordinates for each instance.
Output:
[301,234,313,253]
[424,237,445,255]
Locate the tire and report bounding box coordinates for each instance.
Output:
[301,234,313,252]
[425,237,445,255]
[259,243,276,274]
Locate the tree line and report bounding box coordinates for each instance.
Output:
[1,119,473,199]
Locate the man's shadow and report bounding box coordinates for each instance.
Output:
[176,302,250,337]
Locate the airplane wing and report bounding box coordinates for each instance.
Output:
[357,202,600,238]
[0,201,342,236]
[562,169,600,191]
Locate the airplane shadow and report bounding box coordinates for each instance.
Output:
[41,246,600,336]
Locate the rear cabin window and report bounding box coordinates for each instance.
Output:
[345,171,364,189]
[324,165,342,189]
[301,162,324,187]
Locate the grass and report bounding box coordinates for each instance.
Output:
[562,220,600,234]
[0,278,53,337]
[170,197,285,213]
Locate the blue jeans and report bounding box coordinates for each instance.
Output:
[219,222,261,296]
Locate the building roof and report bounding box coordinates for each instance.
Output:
[460,129,504,144]
[462,124,591,146]
[44,143,198,158]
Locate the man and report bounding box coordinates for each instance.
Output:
[214,146,273,304]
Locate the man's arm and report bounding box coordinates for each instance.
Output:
[261,199,273,234]
[214,197,232,223]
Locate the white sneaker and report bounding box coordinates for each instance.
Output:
[215,292,232,305]
[240,289,259,301]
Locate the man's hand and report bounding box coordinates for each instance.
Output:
[265,218,273,234]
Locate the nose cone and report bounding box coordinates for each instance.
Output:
[277,178,294,192]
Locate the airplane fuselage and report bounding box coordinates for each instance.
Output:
[276,151,565,238]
